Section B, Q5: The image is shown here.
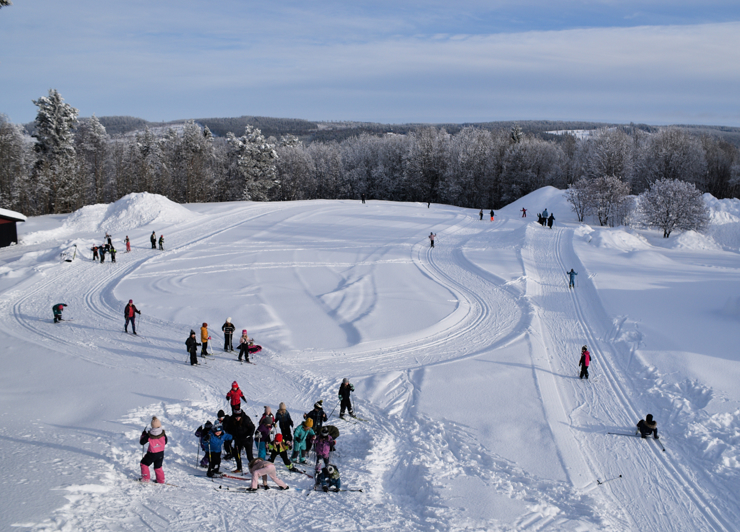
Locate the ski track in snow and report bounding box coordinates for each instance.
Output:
[2,197,738,531]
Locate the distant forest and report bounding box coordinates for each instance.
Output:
[3,90,739,219]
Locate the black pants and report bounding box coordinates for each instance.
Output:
[141,451,164,469]
[189,349,198,365]
[54,314,62,323]
[233,439,254,471]
[151,241,156,249]
[430,240,434,248]
[269,449,292,467]
[207,452,222,477]
[340,398,353,416]
[125,317,136,333]
[238,344,250,361]
[224,333,233,351]
[580,365,589,379]
[201,341,208,356]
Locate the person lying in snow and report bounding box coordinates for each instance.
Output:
[316,464,341,492]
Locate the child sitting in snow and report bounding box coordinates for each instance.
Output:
[140,416,168,483]
[316,464,341,492]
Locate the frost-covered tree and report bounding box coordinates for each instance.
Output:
[179,121,214,203]
[405,127,449,204]
[0,117,31,211]
[510,124,523,144]
[564,177,591,222]
[636,178,709,237]
[588,174,631,227]
[32,89,79,213]
[500,138,563,204]
[635,128,707,192]
[307,141,343,199]
[0,1,12,8]
[227,125,278,201]
[75,115,110,203]
[276,141,315,201]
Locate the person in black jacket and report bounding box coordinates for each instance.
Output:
[186,330,200,366]
[124,299,140,334]
[224,408,255,472]
[221,318,236,352]
[275,402,294,442]
[547,213,555,229]
[303,400,327,452]
[150,231,157,249]
[338,378,355,418]
[637,414,659,439]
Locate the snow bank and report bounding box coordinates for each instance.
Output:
[21,193,198,245]
[704,194,740,252]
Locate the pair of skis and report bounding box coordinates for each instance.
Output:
[608,431,666,452]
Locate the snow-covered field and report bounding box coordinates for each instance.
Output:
[1,188,739,531]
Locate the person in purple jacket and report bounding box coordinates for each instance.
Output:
[313,426,335,476]
[140,416,168,483]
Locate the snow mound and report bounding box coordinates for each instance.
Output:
[704,194,740,252]
[588,227,651,252]
[670,230,722,251]
[500,186,578,223]
[65,192,197,234]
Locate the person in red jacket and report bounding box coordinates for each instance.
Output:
[226,381,247,413]
[579,345,591,379]
[124,299,141,335]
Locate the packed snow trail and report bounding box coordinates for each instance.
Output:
[519,222,736,531]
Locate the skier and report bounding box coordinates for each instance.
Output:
[186,330,200,366]
[139,416,167,483]
[304,401,328,435]
[547,213,555,229]
[521,208,527,218]
[256,406,275,460]
[579,345,591,380]
[637,414,659,439]
[216,409,234,459]
[226,381,247,414]
[206,423,233,478]
[267,433,295,471]
[479,209,483,221]
[542,208,548,219]
[124,299,141,334]
[247,458,289,491]
[429,232,436,248]
[105,233,112,247]
[567,269,578,289]
[338,378,355,418]
[314,426,335,475]
[316,464,341,492]
[361,193,366,204]
[150,231,156,249]
[110,246,117,263]
[200,323,210,357]
[52,303,68,323]
[91,245,99,261]
[158,235,164,250]
[225,408,255,472]
[194,420,213,467]
[490,209,494,222]
[124,236,131,252]
[222,317,235,352]
[274,402,294,442]
[99,245,106,263]
[291,418,314,463]
[537,213,546,226]
[237,329,252,362]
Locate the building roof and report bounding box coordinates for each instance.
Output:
[0,207,27,222]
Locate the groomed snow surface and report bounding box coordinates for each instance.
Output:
[1,189,739,531]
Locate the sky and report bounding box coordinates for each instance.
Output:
[1,0,739,127]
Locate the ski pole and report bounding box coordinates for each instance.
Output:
[607,432,638,437]
[597,474,622,485]
[142,425,148,459]
[328,401,339,419]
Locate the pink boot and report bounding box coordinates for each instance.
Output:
[140,463,150,482]
[154,468,165,484]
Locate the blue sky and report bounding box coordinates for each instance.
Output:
[1,0,739,126]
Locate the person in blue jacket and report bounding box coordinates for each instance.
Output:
[567,269,578,289]
[205,423,233,477]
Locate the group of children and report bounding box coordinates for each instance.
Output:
[185,319,261,366]
[537,208,555,228]
[185,380,354,492]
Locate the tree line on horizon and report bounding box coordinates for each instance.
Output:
[1,90,739,226]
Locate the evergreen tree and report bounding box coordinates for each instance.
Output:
[227,125,278,201]
[32,89,79,213]
[75,115,110,204]
[0,117,31,211]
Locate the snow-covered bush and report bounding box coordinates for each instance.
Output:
[636,178,709,238]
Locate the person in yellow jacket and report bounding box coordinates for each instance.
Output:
[267,433,295,471]
[200,323,210,358]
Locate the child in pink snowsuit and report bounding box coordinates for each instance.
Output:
[140,416,168,483]
[247,458,289,491]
